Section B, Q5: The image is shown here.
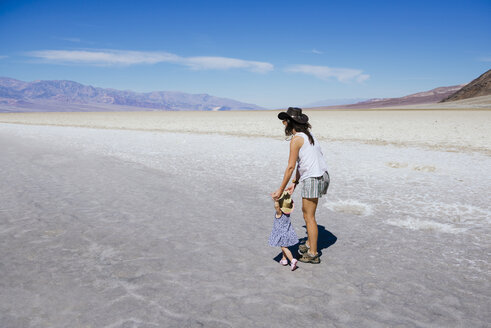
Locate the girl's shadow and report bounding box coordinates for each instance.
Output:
[274,225,337,262]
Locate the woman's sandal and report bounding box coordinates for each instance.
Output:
[298,252,320,264]
[298,243,310,254]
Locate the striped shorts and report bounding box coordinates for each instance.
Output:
[301,171,330,199]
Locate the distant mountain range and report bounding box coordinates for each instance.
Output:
[309,85,464,110]
[440,69,491,102]
[303,98,369,107]
[308,69,491,109]
[1,69,490,113]
[0,77,264,112]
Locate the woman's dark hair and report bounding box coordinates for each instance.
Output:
[284,119,314,145]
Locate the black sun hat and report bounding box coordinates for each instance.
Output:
[278,107,309,124]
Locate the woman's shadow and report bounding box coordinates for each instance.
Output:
[273,224,337,262]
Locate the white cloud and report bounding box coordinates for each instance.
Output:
[52,36,95,45]
[356,74,370,83]
[0,55,8,59]
[301,49,324,55]
[183,56,273,73]
[27,49,273,73]
[59,37,82,43]
[286,64,369,83]
[28,50,179,65]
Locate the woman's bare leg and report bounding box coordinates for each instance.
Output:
[302,197,319,255]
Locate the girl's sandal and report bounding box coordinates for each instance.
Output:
[291,259,298,271]
[279,259,288,266]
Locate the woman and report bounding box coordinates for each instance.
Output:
[271,107,330,264]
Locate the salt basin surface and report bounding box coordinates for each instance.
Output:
[0,113,490,327]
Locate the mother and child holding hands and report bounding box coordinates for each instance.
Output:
[269,107,330,270]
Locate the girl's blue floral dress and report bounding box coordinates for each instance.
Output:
[269,212,298,247]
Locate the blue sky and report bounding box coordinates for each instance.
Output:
[1,0,490,108]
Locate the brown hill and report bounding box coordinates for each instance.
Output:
[310,85,464,110]
[440,69,491,102]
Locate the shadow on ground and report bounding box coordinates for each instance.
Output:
[273,225,337,262]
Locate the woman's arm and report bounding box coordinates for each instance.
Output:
[271,136,303,200]
[285,168,300,194]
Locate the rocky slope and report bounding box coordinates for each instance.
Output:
[440,69,491,102]
[311,85,464,110]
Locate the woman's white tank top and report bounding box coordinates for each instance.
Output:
[295,132,329,181]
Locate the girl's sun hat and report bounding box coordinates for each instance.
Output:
[278,191,294,214]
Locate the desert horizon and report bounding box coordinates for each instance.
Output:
[1,72,490,113]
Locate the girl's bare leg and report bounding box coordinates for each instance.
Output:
[281,247,294,262]
[302,197,319,255]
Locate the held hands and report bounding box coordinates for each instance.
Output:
[271,183,295,201]
[271,189,283,201]
[285,183,296,195]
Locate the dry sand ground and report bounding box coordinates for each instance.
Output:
[0,110,490,328]
[1,109,490,153]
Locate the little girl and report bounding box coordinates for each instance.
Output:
[269,191,298,271]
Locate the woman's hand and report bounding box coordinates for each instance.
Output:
[285,183,296,195]
[271,189,283,200]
